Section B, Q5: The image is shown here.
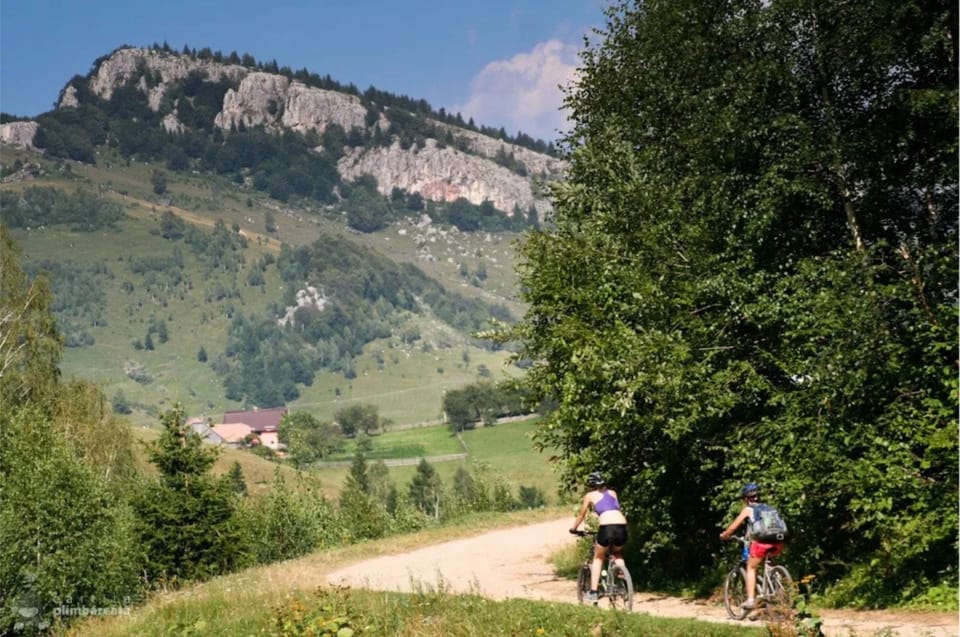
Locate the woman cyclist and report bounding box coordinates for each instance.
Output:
[569,471,629,602]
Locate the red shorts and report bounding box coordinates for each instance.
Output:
[749,541,783,559]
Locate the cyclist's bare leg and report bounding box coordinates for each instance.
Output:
[611,545,626,571]
[744,555,762,605]
[590,543,607,591]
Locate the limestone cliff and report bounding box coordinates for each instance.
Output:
[38,47,566,216]
[0,121,39,150]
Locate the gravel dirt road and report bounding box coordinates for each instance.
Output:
[326,517,958,637]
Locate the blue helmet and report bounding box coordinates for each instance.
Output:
[741,482,760,497]
[586,472,606,487]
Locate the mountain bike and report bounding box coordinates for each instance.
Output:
[723,535,794,620]
[572,530,634,611]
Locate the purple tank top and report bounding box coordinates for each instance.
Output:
[594,491,621,514]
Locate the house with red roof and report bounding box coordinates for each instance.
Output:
[221,406,288,451]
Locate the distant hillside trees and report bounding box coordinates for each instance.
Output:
[0,186,125,231]
[278,411,344,467]
[443,381,531,432]
[335,403,382,437]
[217,234,512,405]
[24,260,110,348]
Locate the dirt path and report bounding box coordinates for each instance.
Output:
[326,517,958,637]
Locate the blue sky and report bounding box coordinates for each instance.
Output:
[0,1,610,143]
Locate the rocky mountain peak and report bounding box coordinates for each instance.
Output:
[28,47,568,217]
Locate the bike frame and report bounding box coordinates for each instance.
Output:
[723,535,793,621]
[573,530,634,611]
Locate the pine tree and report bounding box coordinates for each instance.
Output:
[132,405,247,584]
[227,461,247,496]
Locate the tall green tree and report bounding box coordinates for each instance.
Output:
[340,451,389,540]
[515,0,957,604]
[132,405,247,585]
[0,406,141,634]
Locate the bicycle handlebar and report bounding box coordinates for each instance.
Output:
[570,529,596,537]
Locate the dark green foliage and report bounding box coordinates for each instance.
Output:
[150,169,168,195]
[429,197,533,233]
[112,389,132,414]
[518,485,546,509]
[340,452,391,540]
[132,405,247,585]
[0,186,126,231]
[239,470,344,564]
[343,176,391,232]
[183,219,248,273]
[444,381,531,432]
[335,403,381,437]
[0,406,141,634]
[159,210,186,239]
[279,411,344,467]
[34,104,107,162]
[515,0,957,605]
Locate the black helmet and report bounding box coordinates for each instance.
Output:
[586,472,606,487]
[741,482,760,497]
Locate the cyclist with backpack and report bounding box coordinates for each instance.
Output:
[719,482,787,610]
[569,471,629,602]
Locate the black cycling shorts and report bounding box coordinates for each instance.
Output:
[597,524,628,548]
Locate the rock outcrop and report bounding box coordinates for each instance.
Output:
[338,139,550,215]
[41,47,567,216]
[80,47,247,107]
[0,121,39,150]
[214,72,369,136]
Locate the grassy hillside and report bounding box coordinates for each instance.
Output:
[2,145,527,427]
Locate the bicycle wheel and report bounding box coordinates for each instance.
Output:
[609,564,634,612]
[765,565,794,620]
[576,563,592,604]
[723,566,749,620]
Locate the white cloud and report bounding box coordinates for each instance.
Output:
[454,39,581,143]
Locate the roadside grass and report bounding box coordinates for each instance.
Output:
[66,508,761,637]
